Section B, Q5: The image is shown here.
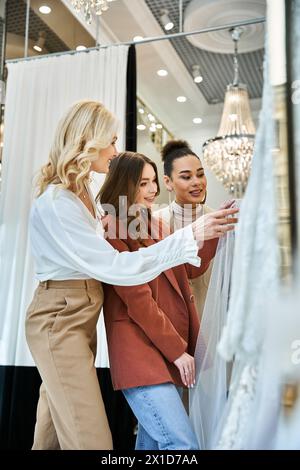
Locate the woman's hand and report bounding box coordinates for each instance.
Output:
[173,352,195,388]
[219,199,236,210]
[191,207,239,246]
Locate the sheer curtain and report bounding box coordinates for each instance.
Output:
[189,228,236,450]
[0,46,129,368]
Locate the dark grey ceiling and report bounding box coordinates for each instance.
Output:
[6,0,69,54]
[3,0,265,104]
[145,0,264,104]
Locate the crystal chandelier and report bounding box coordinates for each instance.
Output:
[71,0,118,24]
[203,28,256,198]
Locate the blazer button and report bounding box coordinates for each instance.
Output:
[190,294,195,302]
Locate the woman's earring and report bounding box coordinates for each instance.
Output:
[201,190,207,205]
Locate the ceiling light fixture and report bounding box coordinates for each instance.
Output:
[160,9,174,31]
[33,31,46,52]
[133,36,144,42]
[203,28,256,197]
[177,96,187,103]
[157,69,168,77]
[71,0,119,24]
[193,117,202,124]
[192,65,203,83]
[76,45,87,51]
[39,5,51,14]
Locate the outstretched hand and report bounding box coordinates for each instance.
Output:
[191,207,239,245]
[219,199,236,210]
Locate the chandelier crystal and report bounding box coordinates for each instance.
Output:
[71,0,118,24]
[203,28,256,198]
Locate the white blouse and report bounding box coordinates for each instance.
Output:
[29,185,200,286]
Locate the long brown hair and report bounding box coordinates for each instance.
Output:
[98,151,160,241]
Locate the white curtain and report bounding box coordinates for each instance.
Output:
[0,46,129,367]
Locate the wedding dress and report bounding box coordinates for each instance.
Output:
[235,0,300,449]
[245,286,300,449]
[190,28,281,448]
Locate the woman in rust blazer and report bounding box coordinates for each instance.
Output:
[99,152,236,450]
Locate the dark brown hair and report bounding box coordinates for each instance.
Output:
[161,139,199,177]
[97,151,160,240]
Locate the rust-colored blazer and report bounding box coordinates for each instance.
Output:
[102,217,218,391]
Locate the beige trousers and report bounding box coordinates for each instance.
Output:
[25,279,112,450]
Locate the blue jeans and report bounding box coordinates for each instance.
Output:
[122,383,199,450]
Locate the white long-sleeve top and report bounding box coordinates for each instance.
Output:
[29,185,200,286]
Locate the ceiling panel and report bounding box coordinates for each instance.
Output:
[7,0,69,54]
[144,0,264,104]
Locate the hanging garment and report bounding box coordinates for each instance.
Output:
[213,29,281,449]
[231,0,300,450]
[189,224,236,449]
[245,288,300,450]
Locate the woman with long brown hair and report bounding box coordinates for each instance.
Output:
[99,152,238,450]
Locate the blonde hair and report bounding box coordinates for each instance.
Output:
[36,100,119,196]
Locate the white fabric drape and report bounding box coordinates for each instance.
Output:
[214,29,281,448]
[0,46,129,367]
[189,227,236,449]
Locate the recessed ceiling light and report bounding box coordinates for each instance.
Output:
[177,96,187,103]
[133,36,143,42]
[148,113,155,122]
[156,124,163,129]
[157,69,168,77]
[39,5,51,14]
[137,124,146,131]
[193,117,202,124]
[76,45,87,51]
[33,45,42,52]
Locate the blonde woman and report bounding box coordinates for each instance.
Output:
[25,101,239,450]
[156,140,226,323]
